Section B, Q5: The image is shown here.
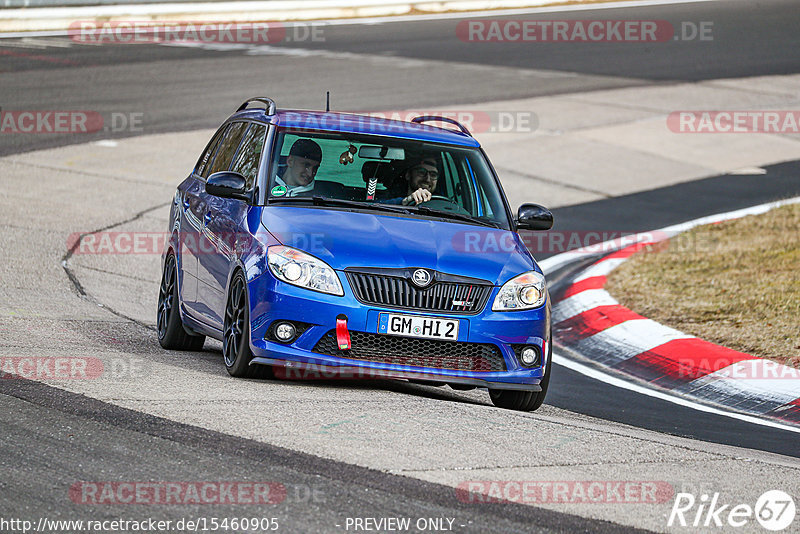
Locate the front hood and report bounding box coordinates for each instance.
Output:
[262,206,537,285]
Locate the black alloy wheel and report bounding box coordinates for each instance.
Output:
[157,253,205,351]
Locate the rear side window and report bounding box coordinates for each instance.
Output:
[231,124,267,189]
[206,122,248,176]
[195,128,225,178]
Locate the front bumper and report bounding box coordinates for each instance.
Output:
[247,270,550,390]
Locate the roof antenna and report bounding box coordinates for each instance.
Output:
[326,91,330,112]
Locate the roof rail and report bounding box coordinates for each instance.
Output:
[411,115,472,136]
[237,97,277,115]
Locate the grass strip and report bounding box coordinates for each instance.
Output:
[605,203,799,368]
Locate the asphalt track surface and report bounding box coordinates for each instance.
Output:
[2,0,800,531]
[2,379,635,533]
[2,0,800,156]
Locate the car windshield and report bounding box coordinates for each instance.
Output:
[267,130,511,229]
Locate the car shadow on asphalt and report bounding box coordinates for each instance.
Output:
[168,340,492,408]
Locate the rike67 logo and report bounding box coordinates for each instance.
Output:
[668,490,796,531]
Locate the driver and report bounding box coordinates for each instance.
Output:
[274,138,322,197]
[385,157,440,206]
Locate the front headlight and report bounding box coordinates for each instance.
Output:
[492,271,547,311]
[267,245,343,296]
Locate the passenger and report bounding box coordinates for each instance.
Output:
[274,139,322,197]
[384,157,440,206]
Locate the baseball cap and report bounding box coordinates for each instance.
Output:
[289,139,322,162]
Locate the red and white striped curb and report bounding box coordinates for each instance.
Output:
[540,197,800,426]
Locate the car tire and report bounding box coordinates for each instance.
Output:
[223,271,272,379]
[157,253,206,351]
[489,331,552,412]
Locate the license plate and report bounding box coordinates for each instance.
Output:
[379,313,459,341]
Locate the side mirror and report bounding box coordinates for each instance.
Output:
[206,171,248,200]
[516,203,553,231]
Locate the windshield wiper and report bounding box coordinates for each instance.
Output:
[269,196,412,215]
[410,206,502,228]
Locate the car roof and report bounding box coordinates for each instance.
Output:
[230,109,481,148]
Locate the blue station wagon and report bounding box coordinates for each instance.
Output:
[157,97,554,411]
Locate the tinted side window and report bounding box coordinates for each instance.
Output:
[443,152,475,214]
[207,122,248,176]
[196,128,225,178]
[231,124,267,189]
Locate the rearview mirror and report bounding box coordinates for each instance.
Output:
[516,203,553,231]
[358,145,405,160]
[206,171,248,201]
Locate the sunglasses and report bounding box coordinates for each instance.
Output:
[412,166,439,180]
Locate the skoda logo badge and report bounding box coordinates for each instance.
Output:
[411,269,432,288]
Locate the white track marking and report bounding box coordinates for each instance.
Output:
[20,37,74,48]
[539,250,588,274]
[573,319,693,365]
[158,39,579,78]
[553,352,800,434]
[572,257,627,283]
[551,288,617,323]
[0,0,722,38]
[689,362,800,405]
[321,0,723,25]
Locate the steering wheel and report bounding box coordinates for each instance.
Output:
[419,195,471,215]
[423,195,454,203]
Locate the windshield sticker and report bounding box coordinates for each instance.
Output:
[271,185,287,197]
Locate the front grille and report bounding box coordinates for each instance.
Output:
[312,330,506,372]
[346,271,492,314]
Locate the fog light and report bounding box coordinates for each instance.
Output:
[274,322,296,342]
[520,346,539,366]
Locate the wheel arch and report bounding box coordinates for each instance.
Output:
[225,259,250,300]
[224,260,254,340]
